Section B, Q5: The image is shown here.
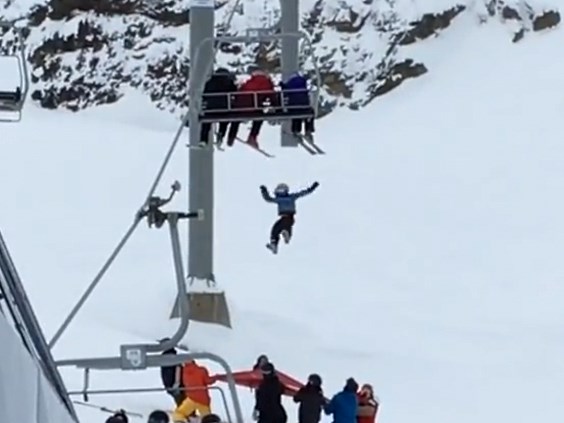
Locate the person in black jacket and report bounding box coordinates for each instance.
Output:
[200,67,240,147]
[160,346,184,406]
[253,363,288,423]
[293,374,326,423]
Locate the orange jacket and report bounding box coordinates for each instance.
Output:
[182,361,212,405]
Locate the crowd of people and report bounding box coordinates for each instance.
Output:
[101,352,380,423]
[198,68,316,149]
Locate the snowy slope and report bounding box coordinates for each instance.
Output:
[1,11,564,423]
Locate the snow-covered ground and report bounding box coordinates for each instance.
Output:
[1,12,564,423]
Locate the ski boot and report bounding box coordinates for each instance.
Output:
[266,241,278,254]
[281,230,291,244]
[304,131,314,143]
[247,134,259,148]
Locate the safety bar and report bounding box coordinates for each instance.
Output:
[68,385,233,423]
[201,88,317,111]
[191,31,321,118]
[0,22,29,121]
[56,351,244,423]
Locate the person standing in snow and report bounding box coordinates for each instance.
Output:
[293,374,327,423]
[356,384,379,423]
[260,182,319,254]
[105,410,129,423]
[172,359,213,422]
[160,345,185,406]
[253,363,288,423]
[253,354,270,370]
[148,410,170,423]
[279,72,315,142]
[324,378,359,423]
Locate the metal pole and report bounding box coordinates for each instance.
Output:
[144,214,189,353]
[280,0,300,147]
[188,0,215,281]
[48,218,141,349]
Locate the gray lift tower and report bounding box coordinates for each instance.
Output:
[180,0,321,327]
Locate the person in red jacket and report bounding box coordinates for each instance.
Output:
[233,69,277,147]
[356,384,379,423]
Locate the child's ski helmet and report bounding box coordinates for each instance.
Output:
[274,183,289,195]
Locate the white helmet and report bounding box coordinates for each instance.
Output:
[274,183,289,195]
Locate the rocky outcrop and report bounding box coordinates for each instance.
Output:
[0,0,560,116]
[481,0,561,43]
[400,5,466,45]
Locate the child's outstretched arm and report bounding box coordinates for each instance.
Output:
[259,185,275,202]
[290,181,319,199]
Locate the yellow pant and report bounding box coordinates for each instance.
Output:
[172,397,211,422]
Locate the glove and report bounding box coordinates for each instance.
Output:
[311,181,319,189]
[252,409,259,421]
[260,185,267,191]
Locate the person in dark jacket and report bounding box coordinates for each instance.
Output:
[160,346,185,406]
[200,68,240,147]
[280,72,314,142]
[253,363,288,423]
[253,354,270,370]
[105,410,128,423]
[260,182,319,254]
[147,410,169,423]
[293,374,327,423]
[324,378,358,423]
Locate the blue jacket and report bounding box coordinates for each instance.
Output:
[280,74,310,107]
[261,184,317,215]
[324,391,358,423]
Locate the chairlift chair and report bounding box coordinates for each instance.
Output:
[192,28,320,125]
[0,22,29,123]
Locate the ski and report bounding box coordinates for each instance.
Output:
[283,131,322,155]
[295,133,325,154]
[234,136,275,158]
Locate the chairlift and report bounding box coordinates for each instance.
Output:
[192,28,320,124]
[0,22,29,123]
[57,351,244,423]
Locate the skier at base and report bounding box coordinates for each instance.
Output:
[260,182,319,254]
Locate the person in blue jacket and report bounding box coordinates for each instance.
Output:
[260,181,319,254]
[279,72,315,142]
[324,378,359,423]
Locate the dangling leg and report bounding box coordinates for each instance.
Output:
[227,121,240,147]
[248,120,263,147]
[267,216,286,254]
[291,118,302,136]
[304,118,315,142]
[280,214,295,244]
[200,123,212,146]
[216,121,228,145]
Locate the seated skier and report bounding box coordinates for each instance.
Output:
[280,72,314,142]
[235,69,277,148]
[259,182,319,254]
[200,68,240,147]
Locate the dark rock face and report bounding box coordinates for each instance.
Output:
[400,5,466,45]
[0,0,560,117]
